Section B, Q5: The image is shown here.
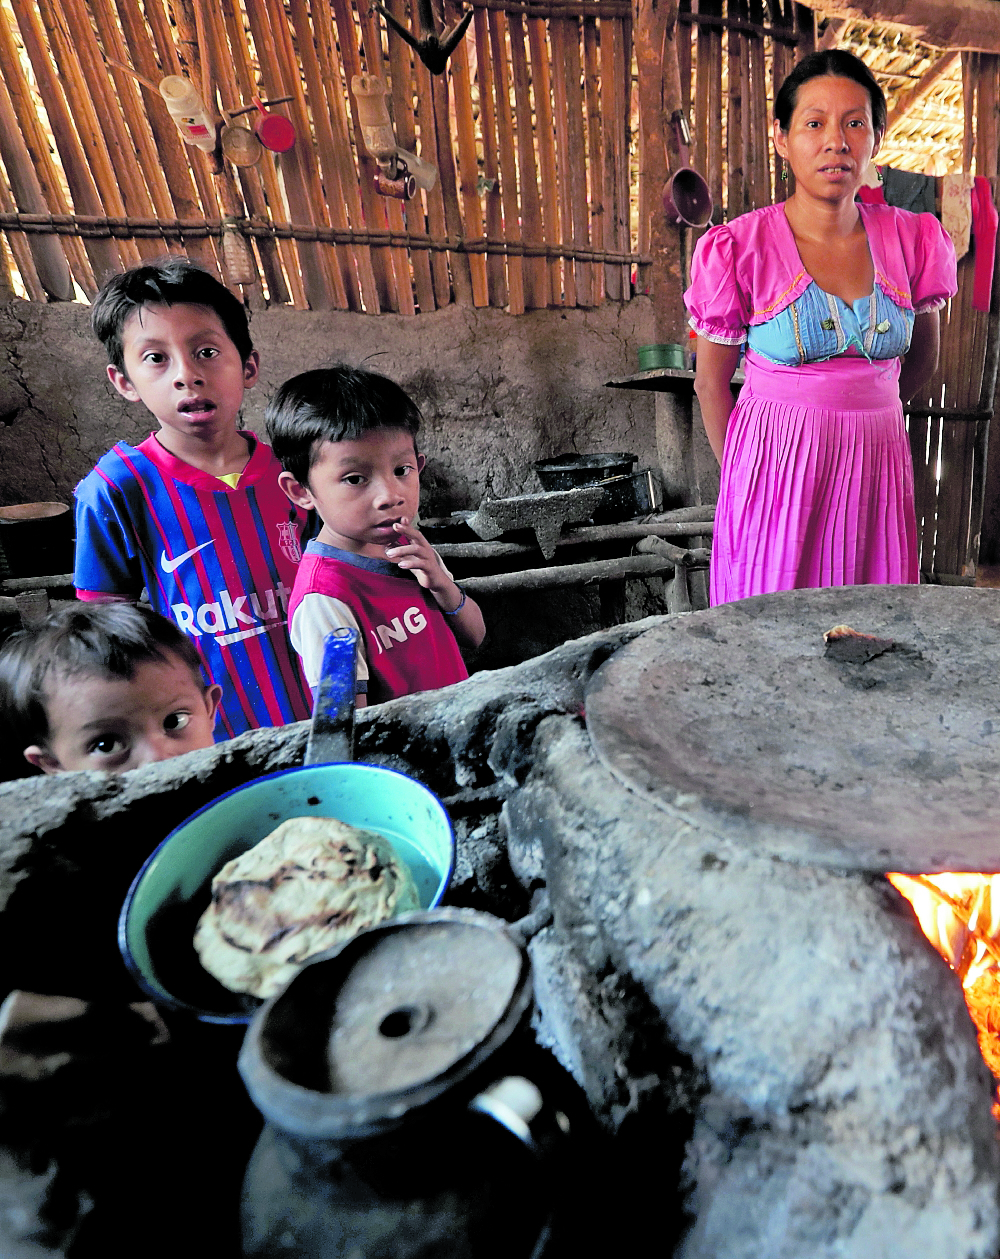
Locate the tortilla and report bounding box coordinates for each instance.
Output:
[194,815,419,999]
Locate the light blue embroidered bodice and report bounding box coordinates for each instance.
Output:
[747,281,913,366]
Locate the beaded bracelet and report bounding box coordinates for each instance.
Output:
[444,590,467,616]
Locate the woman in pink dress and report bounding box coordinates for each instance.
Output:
[685,50,957,606]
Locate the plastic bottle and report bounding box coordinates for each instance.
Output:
[351,73,397,165]
[159,76,217,152]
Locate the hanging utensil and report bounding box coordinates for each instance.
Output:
[662,109,713,228]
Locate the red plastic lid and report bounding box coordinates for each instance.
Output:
[255,111,296,152]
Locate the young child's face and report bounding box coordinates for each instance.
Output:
[107,302,258,441]
[279,428,425,559]
[23,652,222,774]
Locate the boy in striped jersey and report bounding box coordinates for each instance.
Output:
[73,258,312,739]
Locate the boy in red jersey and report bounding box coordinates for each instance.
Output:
[265,366,485,706]
[74,259,312,737]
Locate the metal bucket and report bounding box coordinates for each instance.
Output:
[0,501,73,579]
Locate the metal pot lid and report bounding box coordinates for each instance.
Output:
[239,909,532,1140]
[324,915,523,1094]
[585,585,1000,874]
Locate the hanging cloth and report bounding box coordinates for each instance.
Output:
[880,166,937,215]
[941,173,974,261]
[972,176,998,313]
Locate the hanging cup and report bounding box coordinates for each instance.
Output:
[253,97,296,153]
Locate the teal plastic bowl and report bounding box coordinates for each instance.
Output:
[118,763,455,1024]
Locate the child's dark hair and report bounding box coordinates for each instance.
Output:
[774,49,886,135]
[265,365,422,486]
[91,256,254,373]
[0,603,205,753]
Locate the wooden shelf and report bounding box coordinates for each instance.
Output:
[605,367,745,392]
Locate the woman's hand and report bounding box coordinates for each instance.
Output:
[898,310,941,403]
[694,338,743,463]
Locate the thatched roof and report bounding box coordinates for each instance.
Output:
[822,16,966,173]
[809,0,1000,54]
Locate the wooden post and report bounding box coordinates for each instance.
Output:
[635,0,686,342]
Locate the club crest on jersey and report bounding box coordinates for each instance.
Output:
[276,521,302,564]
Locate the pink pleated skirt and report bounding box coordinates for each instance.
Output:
[710,350,919,607]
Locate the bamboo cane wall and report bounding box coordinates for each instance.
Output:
[0,0,638,312]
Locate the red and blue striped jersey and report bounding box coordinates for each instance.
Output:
[74,433,312,739]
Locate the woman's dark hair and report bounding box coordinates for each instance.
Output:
[91,256,254,372]
[774,49,887,135]
[265,365,422,487]
[0,602,206,755]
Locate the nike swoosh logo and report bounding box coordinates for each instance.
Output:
[160,540,215,574]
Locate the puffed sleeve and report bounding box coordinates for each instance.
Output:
[909,212,958,314]
[684,224,750,345]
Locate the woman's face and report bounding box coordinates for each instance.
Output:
[773,74,881,203]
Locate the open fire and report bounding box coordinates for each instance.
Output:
[889,872,1000,1082]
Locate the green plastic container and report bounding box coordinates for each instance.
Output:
[637,342,686,371]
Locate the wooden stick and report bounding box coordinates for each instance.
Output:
[91,0,181,225]
[0,163,46,302]
[727,0,746,218]
[508,9,547,307]
[117,0,218,275]
[310,0,380,310]
[447,7,489,306]
[331,0,395,311]
[528,16,563,304]
[459,553,680,596]
[429,70,475,307]
[384,0,435,314]
[142,0,222,274]
[287,0,362,310]
[356,0,415,314]
[219,0,295,302]
[434,517,715,559]
[561,16,590,305]
[58,0,156,250]
[583,17,604,307]
[705,0,724,219]
[488,5,524,313]
[474,5,508,306]
[243,0,338,310]
[0,6,97,294]
[35,0,141,269]
[267,0,349,308]
[196,0,263,294]
[549,17,576,306]
[0,64,72,298]
[410,49,453,307]
[601,16,623,300]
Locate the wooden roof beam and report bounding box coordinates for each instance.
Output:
[801,0,1000,54]
[884,49,961,134]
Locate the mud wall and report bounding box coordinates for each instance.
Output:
[0,297,666,517]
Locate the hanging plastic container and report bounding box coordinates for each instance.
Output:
[158,76,217,153]
[253,97,296,153]
[351,73,396,164]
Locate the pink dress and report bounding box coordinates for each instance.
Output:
[684,202,958,606]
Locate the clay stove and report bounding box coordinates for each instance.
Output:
[1,586,999,1256]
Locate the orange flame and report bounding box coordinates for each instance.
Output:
[887,872,1000,989]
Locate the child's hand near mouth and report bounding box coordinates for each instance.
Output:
[384,518,455,597]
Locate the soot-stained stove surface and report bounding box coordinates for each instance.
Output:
[585,584,1000,873]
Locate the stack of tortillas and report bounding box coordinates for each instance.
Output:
[194,815,419,999]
